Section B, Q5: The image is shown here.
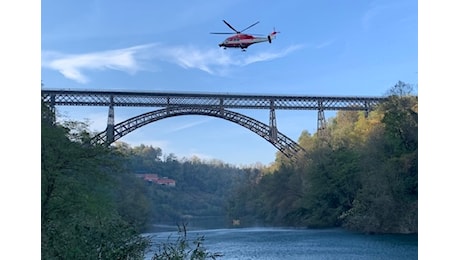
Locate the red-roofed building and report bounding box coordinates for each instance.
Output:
[135,174,175,187]
[143,174,159,182]
[156,178,176,187]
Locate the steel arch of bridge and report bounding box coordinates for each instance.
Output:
[91,106,305,160]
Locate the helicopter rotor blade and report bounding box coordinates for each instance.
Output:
[213,20,262,35]
[210,32,235,34]
[222,20,239,33]
[240,21,260,33]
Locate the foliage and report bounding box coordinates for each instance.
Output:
[341,81,418,233]
[41,102,151,259]
[226,81,418,234]
[151,224,223,260]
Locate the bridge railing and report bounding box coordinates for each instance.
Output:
[41,89,386,111]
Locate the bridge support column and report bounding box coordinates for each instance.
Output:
[220,98,224,116]
[364,101,370,118]
[317,100,327,137]
[269,100,278,142]
[48,95,56,124]
[166,97,170,115]
[106,96,115,145]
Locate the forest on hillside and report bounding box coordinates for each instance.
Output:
[42,81,417,258]
[227,81,418,234]
[112,143,253,227]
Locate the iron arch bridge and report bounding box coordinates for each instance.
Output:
[91,106,304,160]
[41,89,387,160]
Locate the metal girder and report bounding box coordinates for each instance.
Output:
[92,106,305,160]
[41,89,386,111]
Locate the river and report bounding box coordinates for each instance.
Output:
[143,226,417,259]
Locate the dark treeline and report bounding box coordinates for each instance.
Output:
[227,81,418,234]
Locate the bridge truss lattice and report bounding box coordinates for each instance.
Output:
[41,89,386,160]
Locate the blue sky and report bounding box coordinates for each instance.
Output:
[40,0,418,166]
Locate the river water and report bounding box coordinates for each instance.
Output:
[143,226,417,259]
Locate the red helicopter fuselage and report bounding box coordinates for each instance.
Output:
[212,20,278,51]
[218,32,276,50]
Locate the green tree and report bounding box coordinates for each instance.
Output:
[41,103,150,259]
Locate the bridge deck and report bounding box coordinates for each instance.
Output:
[41,89,386,110]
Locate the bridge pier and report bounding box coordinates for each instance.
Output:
[364,101,370,118]
[106,95,115,145]
[317,100,327,137]
[220,98,224,116]
[48,94,56,124]
[269,100,278,142]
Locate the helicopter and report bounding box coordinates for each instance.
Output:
[211,20,279,51]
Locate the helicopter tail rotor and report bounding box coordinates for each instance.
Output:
[268,28,280,43]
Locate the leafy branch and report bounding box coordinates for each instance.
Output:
[151,223,223,260]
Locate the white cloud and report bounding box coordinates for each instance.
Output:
[42,44,157,83]
[241,44,304,65]
[361,2,399,31]
[315,40,335,49]
[42,43,303,83]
